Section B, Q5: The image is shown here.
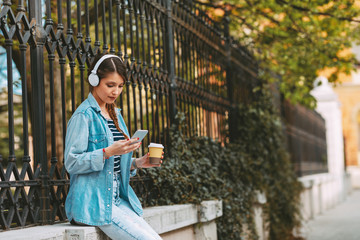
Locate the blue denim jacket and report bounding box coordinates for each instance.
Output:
[64,92,143,226]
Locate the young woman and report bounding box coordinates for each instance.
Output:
[64,53,162,240]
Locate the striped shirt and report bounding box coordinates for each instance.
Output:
[107,119,125,174]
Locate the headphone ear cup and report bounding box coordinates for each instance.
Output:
[88,73,99,87]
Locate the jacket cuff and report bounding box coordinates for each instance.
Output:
[130,169,137,177]
[130,158,137,177]
[90,149,105,171]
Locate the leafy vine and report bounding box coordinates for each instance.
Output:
[141,86,303,240]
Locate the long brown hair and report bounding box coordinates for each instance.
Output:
[88,53,129,139]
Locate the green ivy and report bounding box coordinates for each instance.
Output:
[141,85,303,240]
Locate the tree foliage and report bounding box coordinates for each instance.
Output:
[197,0,360,107]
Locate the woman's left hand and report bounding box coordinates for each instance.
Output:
[135,152,164,169]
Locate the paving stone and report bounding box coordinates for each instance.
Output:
[302,190,360,240]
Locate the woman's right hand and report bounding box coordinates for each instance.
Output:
[105,138,141,157]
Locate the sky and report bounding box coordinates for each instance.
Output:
[0,47,22,95]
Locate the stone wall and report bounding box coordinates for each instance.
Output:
[0,200,222,240]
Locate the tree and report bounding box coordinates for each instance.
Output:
[196,0,360,107]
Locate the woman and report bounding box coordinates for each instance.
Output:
[64,53,162,240]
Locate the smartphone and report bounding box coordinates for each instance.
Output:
[130,130,148,144]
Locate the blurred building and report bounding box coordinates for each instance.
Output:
[331,44,360,188]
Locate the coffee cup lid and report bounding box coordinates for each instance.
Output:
[148,142,164,148]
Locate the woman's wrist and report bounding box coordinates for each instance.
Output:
[104,146,113,157]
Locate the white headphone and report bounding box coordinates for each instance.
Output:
[88,54,123,87]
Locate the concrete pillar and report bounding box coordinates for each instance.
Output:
[311,76,347,203]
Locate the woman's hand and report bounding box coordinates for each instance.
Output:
[135,152,164,169]
[105,138,141,157]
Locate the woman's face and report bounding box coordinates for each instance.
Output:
[92,72,125,107]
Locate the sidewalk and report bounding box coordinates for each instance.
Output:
[302,190,360,240]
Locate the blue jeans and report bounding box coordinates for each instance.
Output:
[98,174,162,240]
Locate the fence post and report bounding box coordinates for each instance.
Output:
[28,0,51,224]
[223,9,237,142]
[165,0,177,123]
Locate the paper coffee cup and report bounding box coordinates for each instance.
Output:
[148,143,164,164]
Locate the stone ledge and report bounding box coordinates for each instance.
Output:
[143,200,222,234]
[0,200,223,240]
[198,200,223,223]
[299,172,335,186]
[0,224,105,240]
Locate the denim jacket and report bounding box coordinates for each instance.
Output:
[64,92,143,226]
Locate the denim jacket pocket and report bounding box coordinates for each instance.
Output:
[88,134,107,150]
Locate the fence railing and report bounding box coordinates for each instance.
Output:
[0,0,327,230]
[0,0,258,229]
[282,101,328,176]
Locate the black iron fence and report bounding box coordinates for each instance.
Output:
[0,0,328,230]
[282,101,328,177]
[0,0,258,229]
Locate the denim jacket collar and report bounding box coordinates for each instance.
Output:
[87,92,101,113]
[87,92,122,114]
